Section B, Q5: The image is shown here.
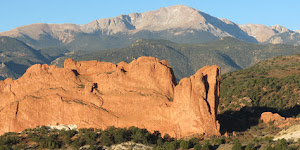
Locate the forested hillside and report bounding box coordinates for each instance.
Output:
[220,54,300,112]
[61,37,300,80]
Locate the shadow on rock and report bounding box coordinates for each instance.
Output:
[217,105,300,134]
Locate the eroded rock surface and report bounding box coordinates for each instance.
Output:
[0,57,220,138]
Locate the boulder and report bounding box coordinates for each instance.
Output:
[260,112,300,128]
[261,112,285,124]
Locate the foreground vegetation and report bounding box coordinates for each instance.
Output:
[0,124,299,150]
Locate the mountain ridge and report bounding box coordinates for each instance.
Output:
[55,37,300,79]
[1,5,299,51]
[1,36,299,80]
[0,36,69,79]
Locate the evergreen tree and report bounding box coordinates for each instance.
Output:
[100,131,113,146]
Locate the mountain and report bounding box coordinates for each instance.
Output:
[0,36,69,79]
[52,37,300,80]
[264,31,300,45]
[1,36,299,81]
[0,63,18,80]
[0,36,48,79]
[1,5,299,51]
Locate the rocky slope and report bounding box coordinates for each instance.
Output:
[238,24,290,43]
[1,5,299,51]
[0,56,220,138]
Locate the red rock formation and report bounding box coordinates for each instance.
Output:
[0,57,220,138]
[260,112,300,128]
[261,112,285,124]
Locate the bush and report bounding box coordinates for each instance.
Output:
[245,143,255,150]
[99,131,113,146]
[156,138,163,146]
[180,140,189,149]
[163,141,178,150]
[163,134,172,142]
[63,136,71,146]
[213,136,226,145]
[274,139,289,150]
[84,131,98,145]
[132,129,147,144]
[154,145,164,150]
[232,139,242,150]
[189,137,200,147]
[264,144,274,150]
[113,128,126,144]
[201,140,212,150]
[193,143,202,150]
[0,145,12,150]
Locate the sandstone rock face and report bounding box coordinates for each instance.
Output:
[0,57,220,138]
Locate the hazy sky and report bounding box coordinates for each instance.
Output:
[0,0,299,32]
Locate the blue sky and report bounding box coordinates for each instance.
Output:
[0,0,299,32]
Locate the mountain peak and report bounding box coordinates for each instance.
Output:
[239,23,293,42]
[161,5,198,12]
[271,25,290,33]
[0,5,298,50]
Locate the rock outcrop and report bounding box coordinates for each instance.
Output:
[0,57,220,138]
[260,112,300,128]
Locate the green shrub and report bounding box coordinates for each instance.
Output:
[189,137,200,147]
[264,144,274,150]
[274,139,289,150]
[163,141,178,150]
[213,136,226,145]
[113,128,126,144]
[245,143,255,150]
[232,139,242,150]
[201,140,212,150]
[0,145,12,150]
[193,143,202,150]
[156,138,163,146]
[132,129,147,144]
[99,131,113,146]
[180,140,189,149]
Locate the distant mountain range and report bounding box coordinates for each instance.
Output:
[63,37,300,79]
[0,36,69,79]
[1,5,300,80]
[1,5,299,51]
[1,36,300,80]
